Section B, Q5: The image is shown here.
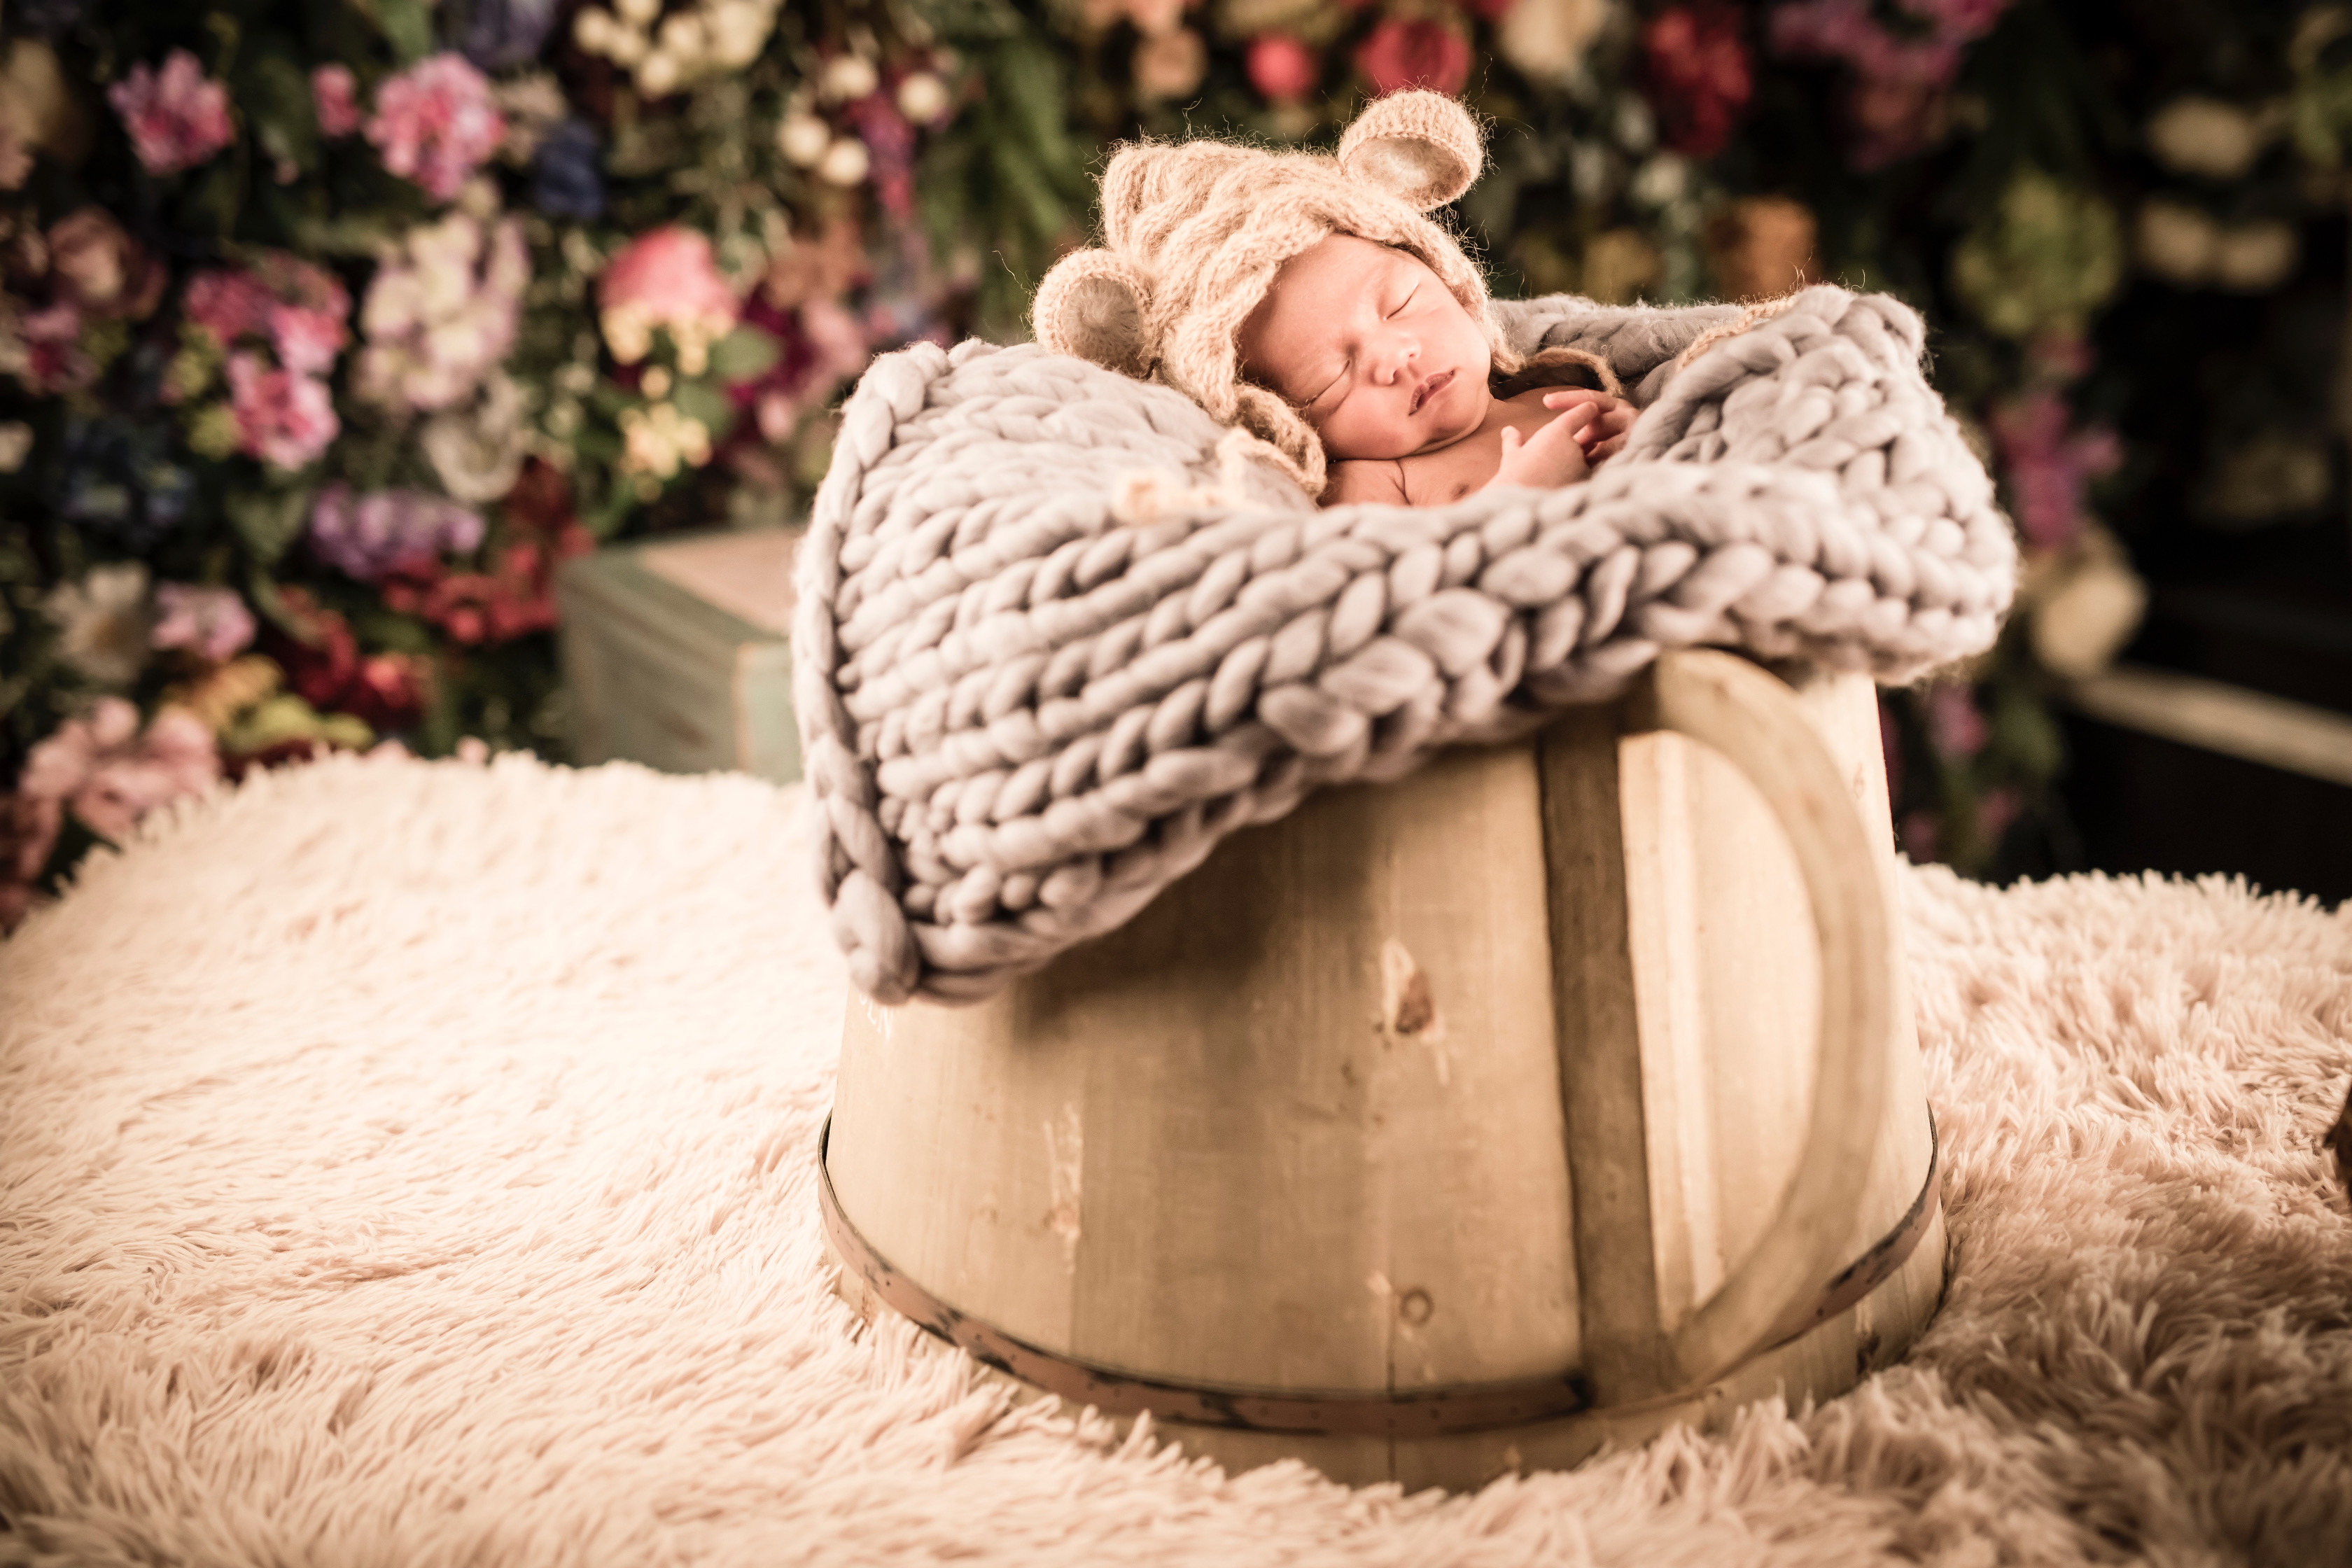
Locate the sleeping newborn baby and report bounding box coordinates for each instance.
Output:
[1031,88,1644,510]
[1238,233,1634,507]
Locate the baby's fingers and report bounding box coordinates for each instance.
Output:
[1500,425,1523,453]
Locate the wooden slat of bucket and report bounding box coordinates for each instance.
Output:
[1536,706,1669,1406]
[1623,668,1932,1349]
[830,741,1585,1401]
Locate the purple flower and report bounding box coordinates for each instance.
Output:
[108,49,235,176]
[531,118,604,222]
[307,484,484,582]
[455,0,563,71]
[13,0,81,37]
[150,583,257,663]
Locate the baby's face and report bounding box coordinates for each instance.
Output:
[1238,234,1492,463]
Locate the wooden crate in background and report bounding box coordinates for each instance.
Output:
[555,528,802,785]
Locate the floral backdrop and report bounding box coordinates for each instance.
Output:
[4,0,2348,927]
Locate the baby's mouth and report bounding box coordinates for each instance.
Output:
[1410,369,1455,415]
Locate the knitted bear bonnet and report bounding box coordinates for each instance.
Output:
[1031,91,1534,498]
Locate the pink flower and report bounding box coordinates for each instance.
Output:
[185,256,350,377]
[183,268,275,342]
[598,226,741,372]
[1769,0,2009,167]
[150,583,257,663]
[1899,0,2008,42]
[16,300,91,393]
[600,226,740,324]
[1990,390,2121,552]
[366,54,506,203]
[18,697,219,846]
[1247,34,1320,103]
[226,351,340,471]
[0,789,62,932]
[313,64,362,138]
[1974,784,2022,848]
[269,303,347,377]
[1925,683,1987,762]
[1355,19,1471,97]
[108,49,235,176]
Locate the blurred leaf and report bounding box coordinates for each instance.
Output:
[245,567,307,638]
[671,379,735,438]
[1990,678,2064,783]
[706,326,782,384]
[903,0,1025,43]
[354,607,435,653]
[183,158,242,239]
[244,49,321,174]
[352,0,435,63]
[227,484,317,568]
[291,215,402,257]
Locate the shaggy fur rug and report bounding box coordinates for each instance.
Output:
[2,751,2348,1567]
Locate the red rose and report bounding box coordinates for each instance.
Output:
[1247,34,1321,104]
[264,584,430,734]
[1641,4,1753,159]
[1355,18,1471,98]
[265,585,360,712]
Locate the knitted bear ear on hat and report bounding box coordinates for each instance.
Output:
[1336,90,1483,212]
[1032,250,1156,379]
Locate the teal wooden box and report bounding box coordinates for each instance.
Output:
[554,528,802,785]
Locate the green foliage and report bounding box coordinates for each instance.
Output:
[1949,169,2124,340]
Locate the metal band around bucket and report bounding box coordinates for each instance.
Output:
[816,1114,1941,1438]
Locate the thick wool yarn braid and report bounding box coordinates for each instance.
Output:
[794,285,2017,1004]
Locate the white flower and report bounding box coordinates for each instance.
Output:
[43,561,152,687]
[2135,199,2219,286]
[1614,95,1656,154]
[606,25,648,67]
[637,49,682,96]
[2146,97,2267,181]
[2031,532,2146,680]
[820,54,878,103]
[615,0,660,26]
[422,370,528,503]
[818,136,870,187]
[706,1,775,66]
[1498,0,1614,86]
[357,213,527,412]
[2213,220,2297,292]
[778,114,831,167]
[897,71,950,125]
[573,8,617,53]
[494,70,568,163]
[658,13,707,61]
[1629,153,1688,207]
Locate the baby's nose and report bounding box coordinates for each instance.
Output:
[1366,330,1418,383]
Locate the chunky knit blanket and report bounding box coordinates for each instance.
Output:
[794,285,2019,1003]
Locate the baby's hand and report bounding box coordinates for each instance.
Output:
[1543,389,1635,464]
[1490,402,1596,492]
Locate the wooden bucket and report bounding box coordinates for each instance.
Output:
[821,650,1945,1490]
